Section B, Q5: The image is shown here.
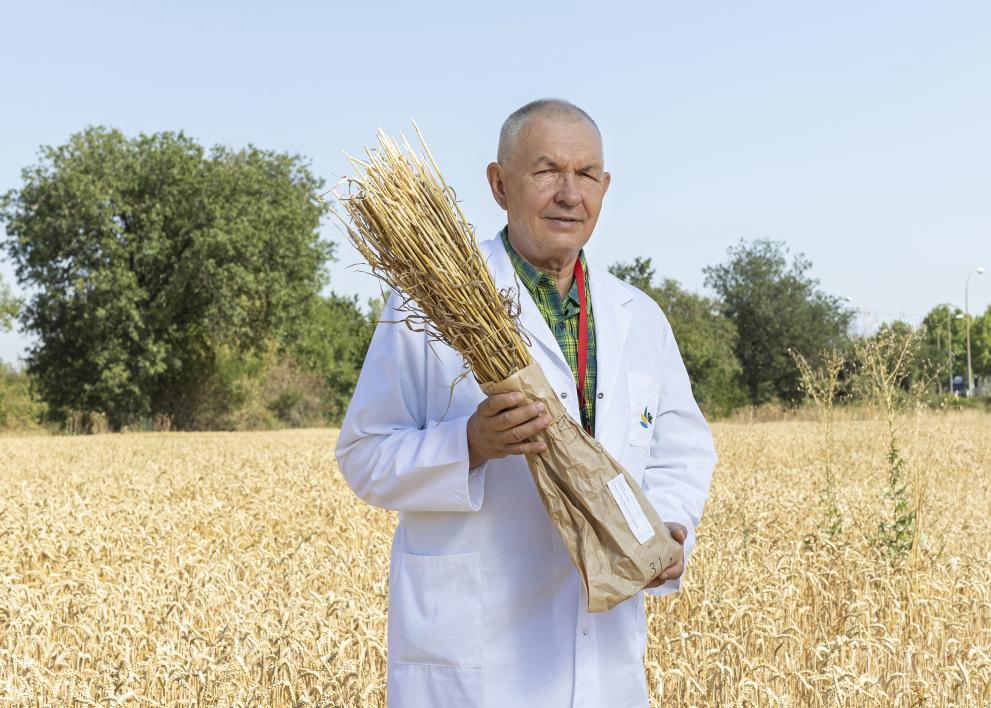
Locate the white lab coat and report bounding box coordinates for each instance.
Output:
[335,231,718,708]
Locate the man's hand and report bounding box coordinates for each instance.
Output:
[467,392,550,469]
[645,522,687,588]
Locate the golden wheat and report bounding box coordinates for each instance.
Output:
[1,410,989,706]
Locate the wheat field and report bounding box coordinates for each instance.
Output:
[1,410,989,706]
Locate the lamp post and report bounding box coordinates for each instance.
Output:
[965,266,985,397]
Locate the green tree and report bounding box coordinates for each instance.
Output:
[0,272,19,331]
[703,239,852,405]
[0,362,46,431]
[0,126,332,430]
[290,292,376,424]
[970,305,991,388]
[610,257,745,416]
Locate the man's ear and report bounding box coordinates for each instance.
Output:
[602,170,612,197]
[486,162,509,210]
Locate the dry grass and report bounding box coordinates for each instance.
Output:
[1,411,989,706]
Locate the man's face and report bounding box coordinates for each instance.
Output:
[487,115,611,265]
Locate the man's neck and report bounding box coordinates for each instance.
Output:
[506,226,579,299]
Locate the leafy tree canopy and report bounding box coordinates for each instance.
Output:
[290,292,376,424]
[969,305,991,380]
[610,257,745,416]
[703,238,852,405]
[0,273,19,332]
[0,126,332,429]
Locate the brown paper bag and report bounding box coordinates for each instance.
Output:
[481,361,683,612]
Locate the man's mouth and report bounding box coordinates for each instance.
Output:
[545,216,583,224]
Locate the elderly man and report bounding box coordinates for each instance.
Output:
[336,99,718,708]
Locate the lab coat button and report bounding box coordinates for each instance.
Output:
[560,391,568,399]
[582,628,589,636]
[597,392,604,399]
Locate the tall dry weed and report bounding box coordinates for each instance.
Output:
[853,326,930,563]
[791,348,847,543]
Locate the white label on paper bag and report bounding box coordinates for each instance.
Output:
[606,473,656,545]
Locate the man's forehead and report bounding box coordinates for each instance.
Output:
[531,153,603,170]
[517,119,604,167]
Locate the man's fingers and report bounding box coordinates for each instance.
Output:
[506,441,547,456]
[500,414,550,445]
[646,559,684,587]
[646,560,684,588]
[479,392,526,417]
[658,559,684,582]
[492,401,545,432]
[656,525,686,582]
[665,522,687,544]
[478,393,545,428]
[494,403,541,432]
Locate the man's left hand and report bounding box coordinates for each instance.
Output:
[645,522,687,588]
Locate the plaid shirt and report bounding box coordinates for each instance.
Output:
[500,226,597,434]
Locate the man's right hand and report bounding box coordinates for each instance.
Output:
[467,392,551,469]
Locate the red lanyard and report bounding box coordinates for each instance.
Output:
[573,257,592,436]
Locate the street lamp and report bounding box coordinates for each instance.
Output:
[965,266,985,397]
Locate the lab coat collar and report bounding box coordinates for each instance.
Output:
[479,230,634,452]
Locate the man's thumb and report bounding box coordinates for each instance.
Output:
[666,522,687,544]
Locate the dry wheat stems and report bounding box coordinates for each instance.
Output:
[3,414,990,705]
[333,123,530,384]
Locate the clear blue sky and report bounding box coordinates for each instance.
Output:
[2,1,989,365]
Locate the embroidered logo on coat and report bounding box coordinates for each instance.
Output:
[639,407,654,428]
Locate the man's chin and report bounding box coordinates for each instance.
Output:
[536,227,592,252]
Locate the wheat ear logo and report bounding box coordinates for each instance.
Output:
[640,407,653,428]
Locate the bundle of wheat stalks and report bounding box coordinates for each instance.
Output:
[334,124,681,612]
[333,123,530,384]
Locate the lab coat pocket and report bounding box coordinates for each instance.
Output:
[392,551,483,669]
[626,371,657,449]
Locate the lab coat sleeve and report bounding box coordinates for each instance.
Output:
[334,290,488,513]
[641,307,718,597]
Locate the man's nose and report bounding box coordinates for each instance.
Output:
[555,172,582,207]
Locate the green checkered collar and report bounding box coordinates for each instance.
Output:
[498,225,587,306]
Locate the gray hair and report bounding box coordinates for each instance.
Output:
[497,98,600,164]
